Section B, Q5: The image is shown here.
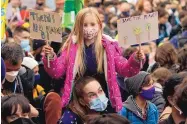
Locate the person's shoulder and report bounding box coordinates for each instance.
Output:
[119,106,128,116]
[148,101,158,110]
[59,108,81,124]
[158,115,172,124]
[102,34,118,44]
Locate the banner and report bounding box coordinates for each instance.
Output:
[1,0,8,39]
[117,12,159,46]
[29,10,62,42]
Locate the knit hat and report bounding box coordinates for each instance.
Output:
[125,71,150,96]
[32,39,46,50]
[1,57,6,82]
[22,57,38,70]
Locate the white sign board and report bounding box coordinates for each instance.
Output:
[117,12,159,46]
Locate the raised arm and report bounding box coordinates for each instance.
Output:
[114,45,145,77]
[42,45,68,79]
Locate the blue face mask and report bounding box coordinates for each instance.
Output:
[89,94,108,112]
[21,39,30,52]
[140,87,155,100]
[35,74,40,81]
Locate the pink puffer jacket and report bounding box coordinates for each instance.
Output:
[43,35,144,112]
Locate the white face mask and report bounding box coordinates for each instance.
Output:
[167,9,173,15]
[109,7,116,15]
[5,71,19,82]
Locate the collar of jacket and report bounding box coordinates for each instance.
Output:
[123,95,157,120]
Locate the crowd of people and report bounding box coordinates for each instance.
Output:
[1,0,187,124]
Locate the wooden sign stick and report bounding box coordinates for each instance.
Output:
[46,41,51,68]
[138,36,143,69]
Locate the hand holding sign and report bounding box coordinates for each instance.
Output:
[29,10,62,42]
[118,12,158,68]
[29,10,62,68]
[117,12,158,46]
[42,44,54,55]
[135,49,145,61]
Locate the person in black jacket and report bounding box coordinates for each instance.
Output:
[1,43,35,103]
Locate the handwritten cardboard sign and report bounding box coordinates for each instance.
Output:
[117,12,159,46]
[29,10,62,42]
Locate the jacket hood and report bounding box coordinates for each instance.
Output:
[123,95,144,119]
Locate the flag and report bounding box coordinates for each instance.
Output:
[62,0,84,30]
[1,0,8,40]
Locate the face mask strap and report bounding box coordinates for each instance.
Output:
[174,105,183,115]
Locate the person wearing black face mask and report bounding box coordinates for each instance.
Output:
[36,0,45,7]
[31,39,46,64]
[1,94,37,124]
[118,2,131,18]
[122,11,130,17]
[35,0,51,12]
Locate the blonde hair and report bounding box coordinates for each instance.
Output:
[63,7,104,77]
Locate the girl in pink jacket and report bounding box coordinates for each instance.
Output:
[42,7,145,112]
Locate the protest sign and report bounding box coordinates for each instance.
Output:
[29,10,62,42]
[1,0,8,39]
[117,12,159,46]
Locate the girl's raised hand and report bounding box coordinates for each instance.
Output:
[135,49,145,61]
[42,45,54,55]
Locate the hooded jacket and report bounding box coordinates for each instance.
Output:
[119,95,159,124]
[43,35,144,112]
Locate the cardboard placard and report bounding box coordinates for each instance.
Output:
[117,12,159,46]
[29,10,62,42]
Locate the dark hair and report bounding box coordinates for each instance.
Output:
[85,114,130,124]
[179,11,187,20]
[157,8,168,18]
[122,47,137,59]
[158,1,171,8]
[174,78,187,117]
[141,74,152,87]
[1,42,24,65]
[178,45,187,71]
[69,76,100,122]
[13,26,29,36]
[130,11,142,17]
[155,43,178,69]
[163,74,184,106]
[1,94,31,123]
[181,16,187,30]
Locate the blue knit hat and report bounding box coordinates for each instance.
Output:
[1,57,6,82]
